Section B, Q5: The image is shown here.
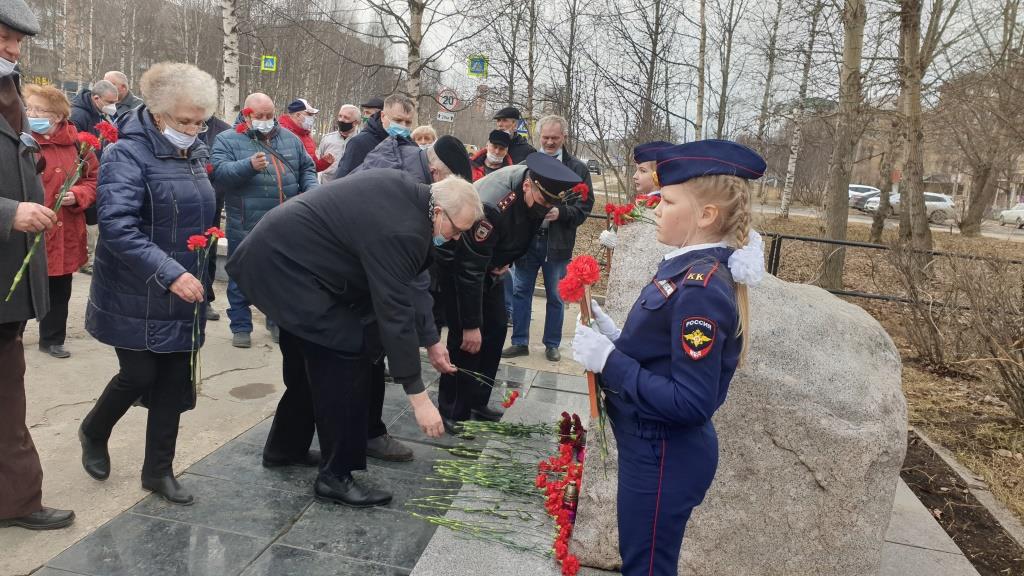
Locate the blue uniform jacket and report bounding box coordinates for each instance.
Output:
[85,106,216,353]
[602,246,741,439]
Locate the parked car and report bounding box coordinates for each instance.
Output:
[998,203,1024,228]
[851,190,881,211]
[847,184,880,206]
[586,159,602,175]
[864,192,955,224]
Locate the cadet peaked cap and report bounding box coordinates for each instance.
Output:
[287,98,318,114]
[1,0,40,36]
[525,152,582,201]
[361,97,384,109]
[634,140,673,164]
[493,107,522,120]
[487,130,512,148]
[655,139,766,187]
[433,135,473,182]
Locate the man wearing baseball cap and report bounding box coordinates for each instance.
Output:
[279,98,334,173]
[0,0,76,531]
[470,130,513,181]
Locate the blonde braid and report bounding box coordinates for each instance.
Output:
[690,174,753,364]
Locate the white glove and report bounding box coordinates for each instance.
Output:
[599,229,617,249]
[572,324,615,373]
[589,299,620,340]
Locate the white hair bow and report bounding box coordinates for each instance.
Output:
[728,229,765,286]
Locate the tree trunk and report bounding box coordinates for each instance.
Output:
[870,112,902,243]
[779,1,820,218]
[526,0,537,130]
[755,0,784,201]
[119,3,130,71]
[900,0,933,256]
[715,0,739,139]
[638,0,663,140]
[959,163,996,236]
[407,0,425,121]
[695,0,706,140]
[220,0,240,120]
[820,0,866,290]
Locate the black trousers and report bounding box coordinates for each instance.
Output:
[264,328,372,480]
[367,360,388,439]
[81,348,190,477]
[437,272,507,421]
[204,195,225,302]
[39,274,73,347]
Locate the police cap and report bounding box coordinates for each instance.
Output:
[633,140,673,164]
[655,139,766,187]
[524,152,582,202]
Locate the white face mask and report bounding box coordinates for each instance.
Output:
[101,103,117,117]
[252,119,275,134]
[162,125,196,150]
[486,152,504,164]
[419,143,431,151]
[301,116,315,130]
[0,57,16,77]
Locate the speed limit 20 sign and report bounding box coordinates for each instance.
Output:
[437,88,460,112]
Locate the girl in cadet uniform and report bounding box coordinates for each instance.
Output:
[600,140,673,252]
[572,139,767,576]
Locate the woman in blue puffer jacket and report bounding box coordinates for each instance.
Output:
[80,62,218,506]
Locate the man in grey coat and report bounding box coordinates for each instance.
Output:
[0,0,75,531]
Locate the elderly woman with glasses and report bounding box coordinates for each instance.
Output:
[23,83,99,359]
[80,62,217,505]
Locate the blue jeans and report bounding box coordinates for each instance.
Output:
[225,234,274,335]
[511,233,568,349]
[503,271,514,317]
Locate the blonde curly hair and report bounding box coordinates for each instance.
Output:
[140,62,218,117]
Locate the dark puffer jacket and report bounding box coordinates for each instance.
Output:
[350,136,428,182]
[85,106,216,353]
[330,111,390,179]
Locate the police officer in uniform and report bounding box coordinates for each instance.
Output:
[436,153,581,431]
[226,171,481,506]
[572,140,767,575]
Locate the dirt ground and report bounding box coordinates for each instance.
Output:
[573,209,1024,545]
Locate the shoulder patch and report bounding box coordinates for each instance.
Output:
[681,317,717,360]
[473,220,494,243]
[497,191,517,211]
[681,262,720,287]
[653,279,677,299]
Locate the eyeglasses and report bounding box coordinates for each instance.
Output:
[164,114,209,135]
[25,106,57,117]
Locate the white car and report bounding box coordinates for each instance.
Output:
[998,203,1024,228]
[864,192,955,224]
[848,184,881,207]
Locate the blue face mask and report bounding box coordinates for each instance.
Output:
[433,235,447,247]
[28,117,52,134]
[387,124,412,139]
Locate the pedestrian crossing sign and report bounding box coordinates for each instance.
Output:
[260,55,278,72]
[468,55,488,79]
[516,119,529,137]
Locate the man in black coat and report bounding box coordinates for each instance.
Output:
[503,115,595,362]
[435,153,581,430]
[226,170,481,506]
[493,106,536,164]
[332,94,416,179]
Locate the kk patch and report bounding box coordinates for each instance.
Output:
[681,317,716,360]
[682,262,719,287]
[497,192,517,211]
[474,220,494,243]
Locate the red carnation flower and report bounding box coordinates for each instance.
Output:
[205,226,226,239]
[95,120,119,144]
[501,389,520,408]
[76,132,101,151]
[205,163,214,175]
[566,255,600,286]
[561,554,580,576]
[571,183,589,202]
[235,123,248,134]
[604,202,615,215]
[535,473,547,488]
[187,234,208,252]
[558,274,585,303]
[241,107,254,117]
[554,541,569,560]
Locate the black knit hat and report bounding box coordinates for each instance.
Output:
[493,107,521,120]
[433,135,473,182]
[487,130,512,148]
[1,0,40,36]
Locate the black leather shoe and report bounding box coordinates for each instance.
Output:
[79,425,110,480]
[262,450,321,468]
[0,507,75,530]
[471,405,504,422]
[501,344,529,358]
[39,344,70,359]
[442,417,474,439]
[315,474,392,508]
[141,475,194,505]
[545,347,561,362]
[366,434,414,462]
